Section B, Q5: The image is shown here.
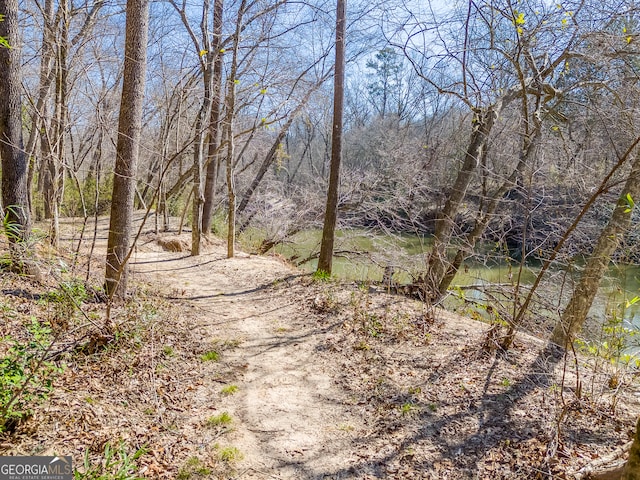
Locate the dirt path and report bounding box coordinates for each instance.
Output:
[130,239,361,479]
[8,215,633,479]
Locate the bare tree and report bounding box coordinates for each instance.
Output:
[0,0,32,257]
[551,151,640,346]
[224,0,247,258]
[105,0,149,299]
[317,0,346,275]
[201,0,224,236]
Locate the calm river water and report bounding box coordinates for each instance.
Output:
[241,229,640,329]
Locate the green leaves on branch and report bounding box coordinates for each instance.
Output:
[625,296,640,309]
[513,10,525,35]
[623,192,635,213]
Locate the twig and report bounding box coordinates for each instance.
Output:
[569,441,631,479]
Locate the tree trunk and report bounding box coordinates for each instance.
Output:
[189,0,215,256]
[317,0,346,275]
[622,417,640,479]
[48,2,70,248]
[27,0,55,219]
[191,94,210,256]
[551,151,640,347]
[0,0,32,251]
[201,0,224,235]
[226,119,236,258]
[225,0,246,259]
[105,0,149,299]
[436,121,540,296]
[425,106,498,301]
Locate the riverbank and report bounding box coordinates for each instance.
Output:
[1,219,638,478]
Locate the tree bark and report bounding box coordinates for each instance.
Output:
[436,121,541,296]
[426,105,498,301]
[0,0,32,250]
[189,0,215,256]
[224,0,246,259]
[551,151,640,347]
[105,0,149,299]
[201,0,224,235]
[317,0,346,275]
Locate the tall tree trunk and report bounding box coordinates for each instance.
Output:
[27,0,55,219]
[226,115,236,258]
[437,121,541,296]
[48,1,70,248]
[225,0,246,259]
[191,88,211,256]
[190,0,214,256]
[201,0,224,235]
[0,0,32,252]
[550,151,640,347]
[317,0,346,275]
[425,105,499,302]
[105,0,149,299]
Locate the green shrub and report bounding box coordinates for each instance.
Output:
[75,441,147,480]
[0,317,63,431]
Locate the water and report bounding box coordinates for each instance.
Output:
[240,228,640,329]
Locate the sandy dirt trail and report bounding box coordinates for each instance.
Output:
[128,235,362,479]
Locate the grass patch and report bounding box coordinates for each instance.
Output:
[217,446,243,463]
[75,441,147,479]
[200,350,220,362]
[400,402,416,415]
[176,456,213,480]
[220,385,238,396]
[207,412,232,427]
[312,270,332,281]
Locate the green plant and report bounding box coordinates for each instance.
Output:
[43,280,87,322]
[501,378,512,387]
[74,441,147,480]
[400,402,415,415]
[217,446,243,462]
[0,317,62,431]
[207,412,232,427]
[176,457,202,480]
[220,385,238,396]
[63,174,113,217]
[200,350,220,362]
[366,315,383,337]
[577,296,640,367]
[0,205,33,244]
[0,34,9,49]
[312,269,331,281]
[162,345,174,357]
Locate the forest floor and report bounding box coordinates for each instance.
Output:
[1,214,640,479]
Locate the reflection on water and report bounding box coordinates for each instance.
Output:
[251,228,640,329]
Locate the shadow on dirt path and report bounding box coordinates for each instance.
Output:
[129,244,364,479]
